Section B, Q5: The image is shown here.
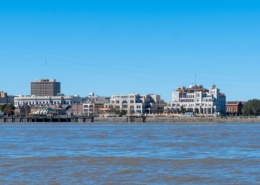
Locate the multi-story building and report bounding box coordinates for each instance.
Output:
[31,79,60,96]
[100,93,164,114]
[0,91,8,104]
[71,104,83,116]
[14,95,86,107]
[83,93,110,116]
[226,101,244,115]
[0,91,16,105]
[171,84,226,115]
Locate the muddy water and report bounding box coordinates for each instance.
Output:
[0,123,260,184]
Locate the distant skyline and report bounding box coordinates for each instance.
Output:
[1,0,260,101]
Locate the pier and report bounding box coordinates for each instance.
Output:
[0,116,94,123]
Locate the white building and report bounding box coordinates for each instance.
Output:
[171,84,226,115]
[14,95,86,107]
[83,93,110,116]
[105,93,164,114]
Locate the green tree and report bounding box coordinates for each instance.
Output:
[115,110,127,116]
[3,104,15,115]
[0,104,7,112]
[242,99,260,116]
[179,106,186,114]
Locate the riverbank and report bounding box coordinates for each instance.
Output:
[1,115,260,123]
[95,116,260,123]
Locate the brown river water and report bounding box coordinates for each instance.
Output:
[0,122,260,184]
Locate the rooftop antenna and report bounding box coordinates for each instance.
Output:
[195,74,196,85]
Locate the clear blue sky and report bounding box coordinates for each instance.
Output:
[0,0,260,101]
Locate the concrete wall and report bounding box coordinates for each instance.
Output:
[95,116,260,123]
[1,116,260,123]
[95,117,128,122]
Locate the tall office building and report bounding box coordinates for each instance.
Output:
[31,79,60,96]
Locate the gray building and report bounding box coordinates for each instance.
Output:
[0,91,16,105]
[31,79,60,96]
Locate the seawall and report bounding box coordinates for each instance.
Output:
[1,116,260,123]
[95,116,260,123]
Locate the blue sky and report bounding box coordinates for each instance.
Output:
[0,0,260,101]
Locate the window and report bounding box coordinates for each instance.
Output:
[116,100,120,104]
[130,100,134,103]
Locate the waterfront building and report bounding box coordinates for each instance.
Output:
[100,93,164,114]
[0,91,16,105]
[226,101,244,115]
[31,79,60,96]
[14,95,86,107]
[171,84,226,115]
[83,93,110,116]
[71,104,83,116]
[14,104,31,116]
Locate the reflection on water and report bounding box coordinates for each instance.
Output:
[0,123,260,184]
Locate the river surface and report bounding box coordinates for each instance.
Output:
[0,122,260,184]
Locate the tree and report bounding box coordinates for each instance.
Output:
[3,104,15,115]
[179,106,186,114]
[0,104,7,112]
[242,99,260,116]
[115,110,127,116]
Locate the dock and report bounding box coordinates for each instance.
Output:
[0,116,94,123]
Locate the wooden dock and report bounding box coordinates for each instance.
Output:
[0,116,94,123]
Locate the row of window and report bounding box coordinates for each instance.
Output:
[116,105,142,109]
[226,108,238,112]
[111,100,136,104]
[112,96,136,99]
[16,101,81,105]
[172,104,212,107]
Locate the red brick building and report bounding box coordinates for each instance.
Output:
[71,104,83,116]
[226,101,244,115]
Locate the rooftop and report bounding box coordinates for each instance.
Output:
[35,79,57,82]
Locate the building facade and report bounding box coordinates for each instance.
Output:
[100,93,164,114]
[14,104,31,116]
[71,104,83,116]
[171,84,226,115]
[0,91,16,105]
[226,101,244,115]
[82,93,111,116]
[31,79,60,96]
[0,91,8,104]
[14,95,86,107]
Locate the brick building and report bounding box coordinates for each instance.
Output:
[226,101,244,115]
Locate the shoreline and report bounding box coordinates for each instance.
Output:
[1,116,260,123]
[94,116,260,123]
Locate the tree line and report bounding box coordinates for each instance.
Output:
[0,104,15,116]
[242,99,260,116]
